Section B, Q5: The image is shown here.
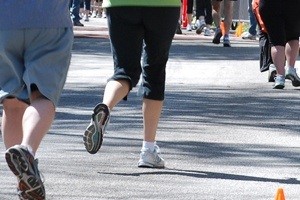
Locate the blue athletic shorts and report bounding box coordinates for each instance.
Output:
[0,28,73,107]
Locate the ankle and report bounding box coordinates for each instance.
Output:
[142,141,155,152]
[223,34,229,39]
[21,144,35,157]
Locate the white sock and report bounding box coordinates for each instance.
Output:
[142,141,155,152]
[24,144,35,157]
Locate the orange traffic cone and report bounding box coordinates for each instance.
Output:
[235,22,243,37]
[274,188,285,200]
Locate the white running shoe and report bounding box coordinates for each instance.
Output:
[196,20,206,35]
[138,146,165,168]
[273,75,285,89]
[285,67,300,87]
[203,27,212,36]
[241,32,256,40]
[186,24,192,31]
[268,64,276,82]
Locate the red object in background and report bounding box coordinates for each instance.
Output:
[252,0,267,33]
[181,0,187,28]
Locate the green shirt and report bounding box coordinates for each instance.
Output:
[102,0,181,7]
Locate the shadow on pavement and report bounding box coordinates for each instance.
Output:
[72,37,261,61]
[99,168,300,185]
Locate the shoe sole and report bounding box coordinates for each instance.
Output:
[5,148,45,200]
[83,103,109,154]
[138,150,165,169]
[196,24,205,35]
[138,161,165,169]
[273,84,285,89]
[242,37,256,40]
[176,28,182,34]
[223,43,231,47]
[285,74,300,87]
[204,31,212,36]
[212,31,222,44]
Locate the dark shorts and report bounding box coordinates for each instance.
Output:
[106,7,180,100]
[259,0,300,46]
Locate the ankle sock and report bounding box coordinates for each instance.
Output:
[276,74,284,79]
[24,144,35,157]
[142,141,155,152]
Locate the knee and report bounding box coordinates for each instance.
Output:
[2,98,27,114]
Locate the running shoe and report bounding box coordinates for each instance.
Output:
[196,23,206,35]
[73,21,84,27]
[5,145,45,200]
[175,23,182,35]
[186,24,192,31]
[83,103,110,154]
[138,146,165,168]
[91,11,97,18]
[84,16,89,22]
[268,64,276,82]
[203,27,212,36]
[212,28,222,44]
[241,32,256,40]
[223,36,231,47]
[273,75,285,89]
[285,67,300,87]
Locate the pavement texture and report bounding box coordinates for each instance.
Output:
[1,17,300,200]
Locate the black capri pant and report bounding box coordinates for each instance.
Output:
[187,0,213,25]
[80,0,91,10]
[259,0,300,46]
[106,7,180,100]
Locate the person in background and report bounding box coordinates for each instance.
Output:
[83,0,180,168]
[0,1,73,199]
[186,0,213,36]
[80,0,92,22]
[241,0,257,40]
[252,0,276,82]
[259,0,300,89]
[195,0,213,36]
[102,7,107,18]
[70,0,84,26]
[186,0,195,31]
[211,0,236,47]
[175,0,183,34]
[91,0,103,18]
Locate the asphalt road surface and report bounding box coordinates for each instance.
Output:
[1,18,300,200]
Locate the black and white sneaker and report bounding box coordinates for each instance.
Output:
[5,145,45,200]
[285,67,300,87]
[83,103,110,154]
[268,64,276,82]
[212,28,222,44]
